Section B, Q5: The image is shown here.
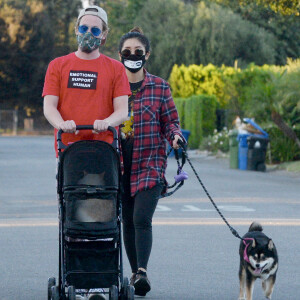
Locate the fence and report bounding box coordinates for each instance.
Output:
[0,109,18,135]
[0,109,53,135]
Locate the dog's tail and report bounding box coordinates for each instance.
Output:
[249,222,263,232]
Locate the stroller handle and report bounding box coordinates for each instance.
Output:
[57,125,119,151]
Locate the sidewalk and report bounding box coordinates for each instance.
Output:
[185,149,300,176]
[0,130,53,136]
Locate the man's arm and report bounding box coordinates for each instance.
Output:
[43,95,76,132]
[94,95,128,132]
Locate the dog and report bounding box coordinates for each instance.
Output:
[75,171,114,223]
[238,222,278,300]
[77,171,106,186]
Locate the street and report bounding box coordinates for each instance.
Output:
[0,136,299,299]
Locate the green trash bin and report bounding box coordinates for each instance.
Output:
[229,129,238,169]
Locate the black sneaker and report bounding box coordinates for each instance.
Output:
[134,270,151,296]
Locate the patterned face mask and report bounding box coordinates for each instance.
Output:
[77,32,101,53]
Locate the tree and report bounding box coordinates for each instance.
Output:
[44,0,82,56]
[86,0,145,58]
[209,0,300,64]
[242,65,300,149]
[213,0,300,16]
[0,17,16,105]
[134,0,277,79]
[0,0,81,113]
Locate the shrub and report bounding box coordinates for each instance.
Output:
[171,59,300,160]
[200,127,230,153]
[184,95,203,149]
[201,94,218,136]
[174,94,218,149]
[170,63,237,107]
[173,97,186,128]
[267,127,300,162]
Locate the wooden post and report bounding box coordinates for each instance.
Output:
[13,110,18,135]
[24,118,34,132]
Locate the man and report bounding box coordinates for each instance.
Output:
[43,5,130,157]
[42,5,130,300]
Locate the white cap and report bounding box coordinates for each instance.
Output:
[77,5,108,26]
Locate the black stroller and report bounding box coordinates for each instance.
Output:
[48,126,134,300]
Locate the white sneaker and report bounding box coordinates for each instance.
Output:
[76,289,89,300]
[88,288,106,300]
[75,289,88,300]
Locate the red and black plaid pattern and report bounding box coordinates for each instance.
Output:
[129,71,184,196]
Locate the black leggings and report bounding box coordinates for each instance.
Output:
[122,184,162,273]
[121,137,162,272]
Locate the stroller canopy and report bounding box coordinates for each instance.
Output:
[60,140,120,189]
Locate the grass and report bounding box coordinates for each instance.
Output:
[277,160,300,173]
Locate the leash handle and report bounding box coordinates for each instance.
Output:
[177,138,186,148]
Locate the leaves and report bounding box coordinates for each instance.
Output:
[214,0,300,16]
[170,59,300,150]
[134,0,278,79]
[0,0,82,110]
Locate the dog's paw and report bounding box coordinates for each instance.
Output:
[265,291,272,299]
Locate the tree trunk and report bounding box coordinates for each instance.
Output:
[271,110,300,148]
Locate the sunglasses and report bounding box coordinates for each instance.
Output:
[121,49,145,59]
[78,25,102,37]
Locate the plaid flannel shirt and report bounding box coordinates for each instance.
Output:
[129,70,184,197]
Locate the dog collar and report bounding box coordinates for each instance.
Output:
[243,238,254,263]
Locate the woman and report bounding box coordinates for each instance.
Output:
[118,27,185,297]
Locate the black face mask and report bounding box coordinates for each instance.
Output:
[121,54,146,73]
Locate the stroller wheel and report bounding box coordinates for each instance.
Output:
[68,285,76,300]
[126,285,135,300]
[51,285,59,300]
[122,277,129,289]
[121,277,129,297]
[109,285,118,300]
[48,277,56,300]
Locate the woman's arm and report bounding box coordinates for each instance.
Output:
[160,84,185,148]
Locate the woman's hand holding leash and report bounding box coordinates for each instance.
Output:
[172,134,183,149]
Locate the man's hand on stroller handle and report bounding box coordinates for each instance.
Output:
[93,120,111,133]
[58,120,111,134]
[58,120,78,134]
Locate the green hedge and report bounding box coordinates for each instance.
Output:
[171,60,300,160]
[174,94,217,149]
[184,95,203,149]
[173,98,186,128]
[201,95,218,137]
[267,127,300,162]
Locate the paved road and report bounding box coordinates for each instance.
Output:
[0,136,299,299]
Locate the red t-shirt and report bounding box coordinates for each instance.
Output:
[42,52,130,156]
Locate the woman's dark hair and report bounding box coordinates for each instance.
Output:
[119,26,150,53]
